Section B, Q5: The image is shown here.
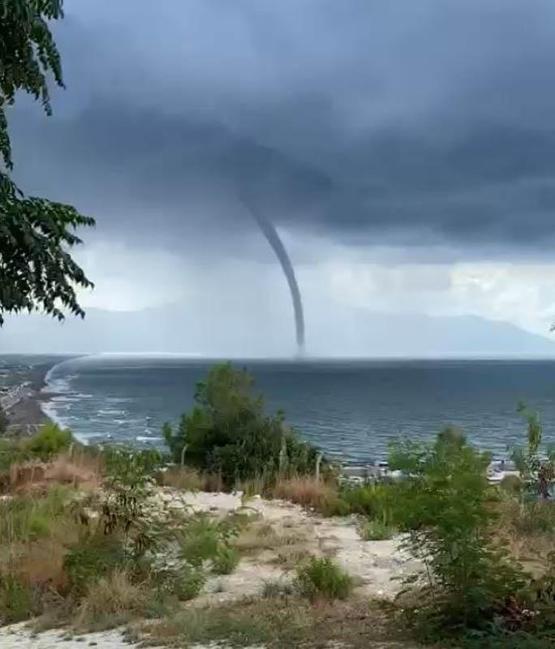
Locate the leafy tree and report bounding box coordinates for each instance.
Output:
[164,363,321,487]
[0,0,94,324]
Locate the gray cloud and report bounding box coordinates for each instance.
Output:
[9,0,555,258]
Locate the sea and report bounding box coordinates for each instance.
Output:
[35,354,555,465]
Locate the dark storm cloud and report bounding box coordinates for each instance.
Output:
[10,0,555,255]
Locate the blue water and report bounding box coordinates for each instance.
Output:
[42,355,555,464]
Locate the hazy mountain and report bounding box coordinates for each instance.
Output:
[2,307,555,358]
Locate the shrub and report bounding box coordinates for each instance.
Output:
[163,363,322,487]
[389,431,526,639]
[212,545,240,575]
[295,556,353,601]
[25,423,73,460]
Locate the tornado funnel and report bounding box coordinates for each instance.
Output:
[240,193,305,352]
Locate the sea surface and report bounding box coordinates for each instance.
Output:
[38,355,555,465]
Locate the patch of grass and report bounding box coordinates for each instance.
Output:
[295,556,353,601]
[360,519,397,541]
[144,596,405,649]
[0,486,72,544]
[212,545,240,575]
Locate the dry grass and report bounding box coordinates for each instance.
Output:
[496,499,555,577]
[75,570,148,631]
[6,449,102,494]
[157,465,204,491]
[272,476,339,511]
[11,538,69,593]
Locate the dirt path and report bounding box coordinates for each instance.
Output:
[154,490,420,603]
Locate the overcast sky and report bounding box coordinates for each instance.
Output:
[7,0,555,355]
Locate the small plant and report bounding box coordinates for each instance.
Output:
[212,545,240,575]
[360,519,396,541]
[295,556,353,601]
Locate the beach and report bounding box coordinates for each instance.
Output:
[0,358,60,435]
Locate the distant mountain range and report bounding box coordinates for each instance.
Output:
[2,306,555,358]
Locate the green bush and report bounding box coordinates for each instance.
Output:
[163,363,322,487]
[295,557,353,601]
[25,423,73,460]
[389,430,527,640]
[212,545,240,575]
